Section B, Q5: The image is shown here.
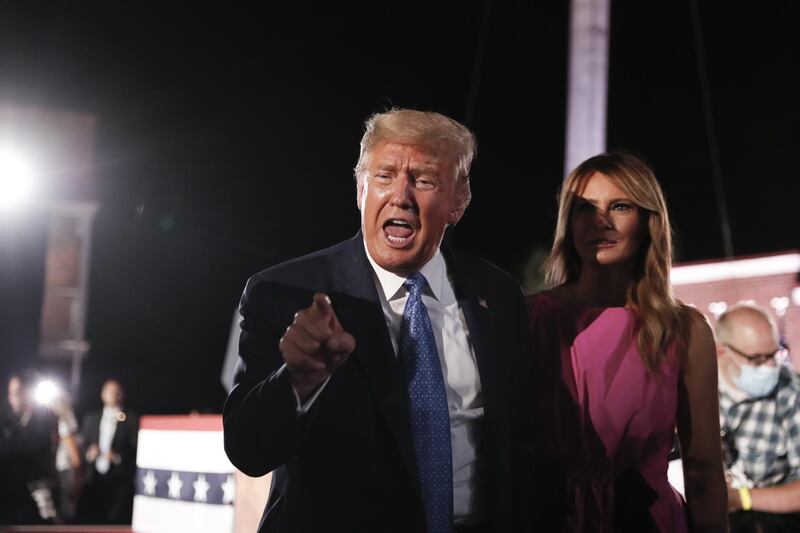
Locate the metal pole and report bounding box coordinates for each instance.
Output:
[464,0,493,129]
[689,0,734,258]
[564,0,611,176]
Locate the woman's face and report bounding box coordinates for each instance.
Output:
[570,172,645,270]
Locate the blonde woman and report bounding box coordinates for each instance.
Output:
[528,152,727,531]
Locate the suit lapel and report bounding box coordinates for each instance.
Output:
[443,247,498,417]
[88,413,101,444]
[111,414,126,451]
[461,297,497,407]
[443,246,505,521]
[329,235,420,491]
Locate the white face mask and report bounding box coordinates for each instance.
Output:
[732,360,780,398]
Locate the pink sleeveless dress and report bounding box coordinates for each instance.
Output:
[527,292,687,532]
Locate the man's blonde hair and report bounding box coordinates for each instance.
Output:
[354,108,476,210]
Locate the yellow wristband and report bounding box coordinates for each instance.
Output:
[739,486,753,511]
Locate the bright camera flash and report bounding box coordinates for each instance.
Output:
[34,379,59,406]
[0,147,37,210]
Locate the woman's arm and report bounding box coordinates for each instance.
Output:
[676,308,729,531]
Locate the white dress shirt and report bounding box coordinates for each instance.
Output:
[364,246,485,525]
[96,406,120,474]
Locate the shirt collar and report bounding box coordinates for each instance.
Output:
[363,239,446,302]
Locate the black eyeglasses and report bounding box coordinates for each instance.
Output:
[724,343,788,366]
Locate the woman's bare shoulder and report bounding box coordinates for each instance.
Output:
[679,304,717,371]
[681,305,714,341]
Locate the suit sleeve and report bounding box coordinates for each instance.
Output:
[121,414,139,476]
[510,286,535,531]
[223,276,309,477]
[79,413,97,463]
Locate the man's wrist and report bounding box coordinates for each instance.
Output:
[293,378,326,404]
[739,486,753,511]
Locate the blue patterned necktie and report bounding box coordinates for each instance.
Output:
[398,272,453,533]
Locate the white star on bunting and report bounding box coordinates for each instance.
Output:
[167,472,183,499]
[142,470,158,496]
[221,474,235,504]
[193,474,210,502]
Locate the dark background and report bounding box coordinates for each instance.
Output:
[0,1,797,416]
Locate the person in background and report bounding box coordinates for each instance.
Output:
[52,390,82,523]
[527,152,727,531]
[0,370,59,525]
[716,304,800,532]
[78,378,138,524]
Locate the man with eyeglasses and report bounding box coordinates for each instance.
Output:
[716,304,800,532]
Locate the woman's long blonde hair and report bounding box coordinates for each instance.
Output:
[544,151,688,371]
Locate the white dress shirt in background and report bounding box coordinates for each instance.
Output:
[96,406,120,474]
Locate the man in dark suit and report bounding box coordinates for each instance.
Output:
[77,379,138,524]
[224,109,530,532]
[1,370,59,525]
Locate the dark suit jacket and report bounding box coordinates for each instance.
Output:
[80,408,139,482]
[0,407,58,525]
[223,233,532,532]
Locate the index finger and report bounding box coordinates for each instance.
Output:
[310,293,333,317]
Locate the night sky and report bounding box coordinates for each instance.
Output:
[0,2,797,416]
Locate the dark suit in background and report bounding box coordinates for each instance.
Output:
[0,405,58,525]
[77,407,138,524]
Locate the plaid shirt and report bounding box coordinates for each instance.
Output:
[719,368,800,488]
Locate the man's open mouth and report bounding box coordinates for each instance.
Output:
[383,219,415,246]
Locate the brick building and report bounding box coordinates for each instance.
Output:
[0,102,98,390]
[671,251,800,372]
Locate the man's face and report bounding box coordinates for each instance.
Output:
[719,315,781,383]
[357,142,465,274]
[7,376,24,415]
[101,380,123,408]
